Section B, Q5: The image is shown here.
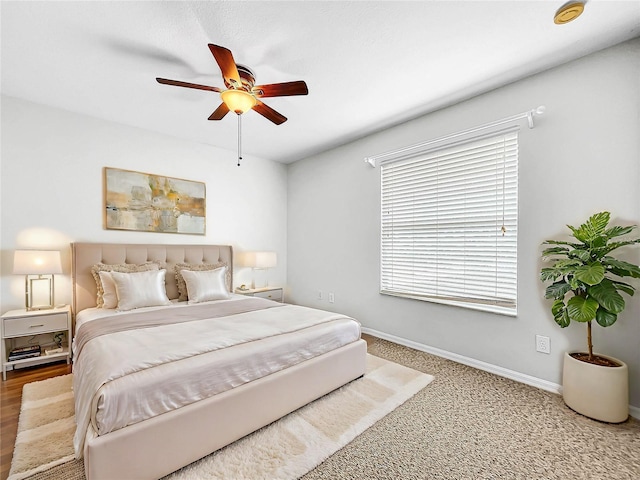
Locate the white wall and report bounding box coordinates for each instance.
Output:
[0,96,288,311]
[287,39,640,407]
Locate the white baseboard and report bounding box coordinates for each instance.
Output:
[362,327,639,420]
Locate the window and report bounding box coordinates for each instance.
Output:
[380,128,518,315]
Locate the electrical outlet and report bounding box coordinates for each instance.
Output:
[328,292,335,303]
[317,291,323,300]
[536,335,550,354]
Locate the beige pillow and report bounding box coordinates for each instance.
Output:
[180,267,230,304]
[175,262,230,301]
[91,262,160,307]
[110,269,171,311]
[97,271,119,309]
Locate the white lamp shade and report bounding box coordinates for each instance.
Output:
[244,251,277,269]
[13,250,63,275]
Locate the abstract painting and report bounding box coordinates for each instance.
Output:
[104,167,205,234]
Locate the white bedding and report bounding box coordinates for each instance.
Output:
[74,295,247,331]
[72,295,361,458]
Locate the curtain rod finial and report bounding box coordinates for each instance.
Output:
[527,105,546,128]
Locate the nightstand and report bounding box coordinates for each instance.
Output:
[1,305,72,380]
[235,287,284,303]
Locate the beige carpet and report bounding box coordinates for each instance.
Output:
[303,337,640,480]
[9,354,433,480]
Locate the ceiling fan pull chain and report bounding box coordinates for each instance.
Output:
[237,113,242,167]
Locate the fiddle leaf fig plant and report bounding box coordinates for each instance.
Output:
[540,212,640,361]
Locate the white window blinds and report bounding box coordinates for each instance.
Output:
[380,128,518,315]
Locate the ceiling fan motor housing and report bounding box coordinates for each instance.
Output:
[227,64,256,92]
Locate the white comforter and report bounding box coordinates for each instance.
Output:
[72,296,360,458]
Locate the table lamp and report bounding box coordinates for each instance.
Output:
[13,250,63,311]
[244,251,277,289]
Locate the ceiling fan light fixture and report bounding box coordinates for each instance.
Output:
[554,1,585,24]
[220,89,256,114]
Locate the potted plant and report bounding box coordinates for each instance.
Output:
[540,211,640,422]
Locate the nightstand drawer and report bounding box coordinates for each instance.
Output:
[4,313,68,337]
[254,289,283,302]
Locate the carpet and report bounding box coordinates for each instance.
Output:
[302,337,640,480]
[8,354,433,480]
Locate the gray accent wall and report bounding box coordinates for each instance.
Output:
[287,39,640,408]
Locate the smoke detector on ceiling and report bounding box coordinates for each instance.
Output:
[554,1,585,24]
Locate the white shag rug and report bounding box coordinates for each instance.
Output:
[9,354,434,480]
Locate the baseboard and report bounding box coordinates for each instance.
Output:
[362,327,639,420]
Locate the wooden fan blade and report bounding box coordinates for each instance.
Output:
[156,78,221,92]
[253,100,287,125]
[208,44,241,86]
[208,103,230,121]
[253,81,308,98]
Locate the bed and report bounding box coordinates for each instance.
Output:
[71,242,367,480]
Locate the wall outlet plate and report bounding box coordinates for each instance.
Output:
[536,335,550,354]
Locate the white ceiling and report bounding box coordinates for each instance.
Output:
[2,1,639,164]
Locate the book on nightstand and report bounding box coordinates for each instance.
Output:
[8,344,41,361]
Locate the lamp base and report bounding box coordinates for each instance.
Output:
[251,268,270,290]
[26,305,55,312]
[25,274,55,311]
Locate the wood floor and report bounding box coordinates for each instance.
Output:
[0,361,72,480]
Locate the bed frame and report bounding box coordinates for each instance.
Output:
[71,242,367,480]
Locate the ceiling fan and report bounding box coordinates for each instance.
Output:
[156,44,308,125]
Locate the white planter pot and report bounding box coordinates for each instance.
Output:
[562,352,629,423]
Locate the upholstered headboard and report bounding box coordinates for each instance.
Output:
[71,243,233,315]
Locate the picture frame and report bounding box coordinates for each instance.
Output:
[104,167,206,235]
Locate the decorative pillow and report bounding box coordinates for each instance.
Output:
[180,267,230,304]
[91,262,160,307]
[97,271,119,309]
[175,262,230,301]
[110,269,171,311]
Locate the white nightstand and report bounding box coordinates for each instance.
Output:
[235,287,284,303]
[1,305,72,380]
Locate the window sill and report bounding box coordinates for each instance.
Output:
[380,290,517,317]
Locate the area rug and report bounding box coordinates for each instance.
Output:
[9,354,434,480]
[8,374,76,480]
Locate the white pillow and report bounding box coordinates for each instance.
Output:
[91,261,160,307]
[98,271,119,309]
[180,267,230,304]
[110,269,171,311]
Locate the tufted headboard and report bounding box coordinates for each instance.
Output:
[71,243,233,315]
